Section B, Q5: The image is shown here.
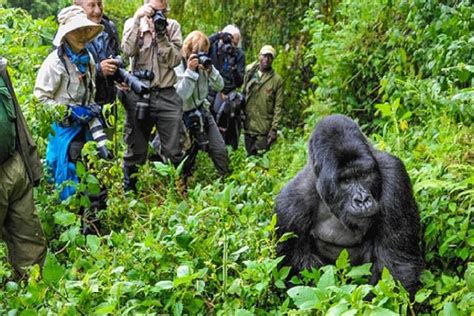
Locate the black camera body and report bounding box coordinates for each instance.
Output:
[221,33,235,55]
[152,10,168,34]
[112,57,152,97]
[133,70,155,121]
[196,52,212,69]
[186,109,209,150]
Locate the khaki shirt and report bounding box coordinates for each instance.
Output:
[122,17,182,88]
[34,50,96,108]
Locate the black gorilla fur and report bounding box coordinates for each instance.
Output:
[275,114,424,298]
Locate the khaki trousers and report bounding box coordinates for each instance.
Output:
[0,152,47,279]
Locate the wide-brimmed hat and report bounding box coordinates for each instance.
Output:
[259,45,276,58]
[53,5,104,47]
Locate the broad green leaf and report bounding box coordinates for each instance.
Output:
[287,286,320,310]
[464,263,474,292]
[235,309,254,316]
[54,211,76,227]
[86,235,101,255]
[154,280,174,290]
[369,307,398,316]
[177,265,190,278]
[43,254,65,286]
[415,289,432,303]
[317,267,335,290]
[327,302,349,316]
[442,302,461,316]
[336,249,349,270]
[347,263,372,279]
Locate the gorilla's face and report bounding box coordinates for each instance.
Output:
[315,148,382,229]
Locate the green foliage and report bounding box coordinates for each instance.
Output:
[0,0,473,314]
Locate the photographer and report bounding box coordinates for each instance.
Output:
[121,0,184,191]
[34,6,111,202]
[208,25,246,149]
[175,31,229,178]
[74,0,121,106]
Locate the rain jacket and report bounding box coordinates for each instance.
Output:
[243,62,283,136]
[0,58,43,186]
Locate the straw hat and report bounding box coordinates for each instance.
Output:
[259,45,276,58]
[53,5,104,47]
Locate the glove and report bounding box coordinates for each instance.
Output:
[267,129,277,145]
[68,105,95,124]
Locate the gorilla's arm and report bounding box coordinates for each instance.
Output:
[371,152,424,297]
[276,164,324,273]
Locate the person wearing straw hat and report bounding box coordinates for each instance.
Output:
[120,0,185,191]
[34,5,110,204]
[1,56,47,280]
[242,45,283,156]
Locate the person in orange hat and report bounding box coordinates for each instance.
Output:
[242,45,283,156]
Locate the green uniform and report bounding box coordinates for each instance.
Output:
[0,58,46,279]
[243,62,283,154]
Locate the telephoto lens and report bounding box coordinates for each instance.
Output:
[88,117,112,159]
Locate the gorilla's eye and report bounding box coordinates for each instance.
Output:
[361,171,371,178]
[341,177,351,184]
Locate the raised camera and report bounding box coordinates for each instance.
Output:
[152,10,168,33]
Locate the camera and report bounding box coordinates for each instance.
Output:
[112,57,151,97]
[221,33,235,55]
[186,109,209,150]
[88,116,113,159]
[152,10,168,33]
[196,52,212,69]
[134,70,155,121]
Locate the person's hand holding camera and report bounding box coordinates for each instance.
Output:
[187,54,200,72]
[133,4,154,20]
[100,58,119,76]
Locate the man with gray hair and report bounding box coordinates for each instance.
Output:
[120,0,184,191]
[208,25,246,149]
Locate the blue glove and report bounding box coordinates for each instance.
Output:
[68,105,95,124]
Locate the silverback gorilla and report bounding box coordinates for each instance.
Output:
[275,114,424,298]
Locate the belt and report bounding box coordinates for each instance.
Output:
[150,86,175,92]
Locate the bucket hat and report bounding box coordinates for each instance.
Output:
[53,5,103,47]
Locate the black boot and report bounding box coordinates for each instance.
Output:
[123,165,139,192]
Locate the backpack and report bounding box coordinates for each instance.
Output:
[0,75,16,164]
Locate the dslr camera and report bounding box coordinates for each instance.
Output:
[112,57,150,97]
[221,32,235,55]
[152,10,168,34]
[196,52,212,69]
[186,109,209,150]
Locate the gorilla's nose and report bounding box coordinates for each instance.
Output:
[353,194,373,210]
